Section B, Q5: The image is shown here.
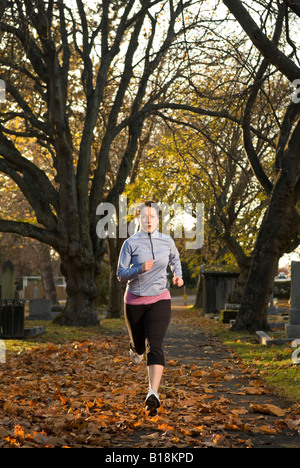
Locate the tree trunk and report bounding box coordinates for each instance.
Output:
[221,233,252,305]
[232,150,300,332]
[57,257,99,326]
[231,239,278,332]
[227,262,251,304]
[107,235,124,318]
[39,244,59,305]
[194,273,203,310]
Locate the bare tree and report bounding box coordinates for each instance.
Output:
[0,0,199,325]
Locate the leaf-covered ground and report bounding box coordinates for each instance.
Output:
[0,305,299,448]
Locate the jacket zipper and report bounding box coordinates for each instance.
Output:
[148,232,155,260]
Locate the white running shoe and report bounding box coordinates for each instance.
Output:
[129,347,144,365]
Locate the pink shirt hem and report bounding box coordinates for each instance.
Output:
[125,289,171,305]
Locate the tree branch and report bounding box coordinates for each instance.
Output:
[76,1,136,227]
[283,0,300,18]
[0,0,6,20]
[0,157,58,231]
[241,2,286,194]
[222,0,300,82]
[0,219,59,249]
[144,102,276,147]
[89,2,148,216]
[0,129,59,211]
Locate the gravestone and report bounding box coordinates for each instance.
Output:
[1,261,15,300]
[27,298,54,321]
[285,261,300,339]
[202,271,239,315]
[33,286,39,299]
[267,292,278,315]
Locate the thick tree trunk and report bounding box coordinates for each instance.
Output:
[231,240,279,332]
[227,262,251,305]
[57,257,99,326]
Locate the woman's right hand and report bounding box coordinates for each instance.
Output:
[141,259,154,273]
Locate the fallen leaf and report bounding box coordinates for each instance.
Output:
[257,425,278,435]
[243,386,266,395]
[250,404,286,417]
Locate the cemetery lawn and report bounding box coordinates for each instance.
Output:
[4,317,125,354]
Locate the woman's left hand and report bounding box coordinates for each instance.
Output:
[173,276,184,287]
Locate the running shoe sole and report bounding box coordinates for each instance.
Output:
[145,394,160,416]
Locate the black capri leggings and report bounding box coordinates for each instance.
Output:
[124,299,171,366]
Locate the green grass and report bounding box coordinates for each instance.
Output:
[2,317,126,355]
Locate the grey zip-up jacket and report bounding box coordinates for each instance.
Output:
[117,229,182,296]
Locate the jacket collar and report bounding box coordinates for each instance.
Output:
[138,228,160,238]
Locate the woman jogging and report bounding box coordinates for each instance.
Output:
[117,201,184,415]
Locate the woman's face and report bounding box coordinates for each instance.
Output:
[139,206,159,233]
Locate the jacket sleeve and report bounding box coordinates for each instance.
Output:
[169,238,183,277]
[117,240,143,282]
